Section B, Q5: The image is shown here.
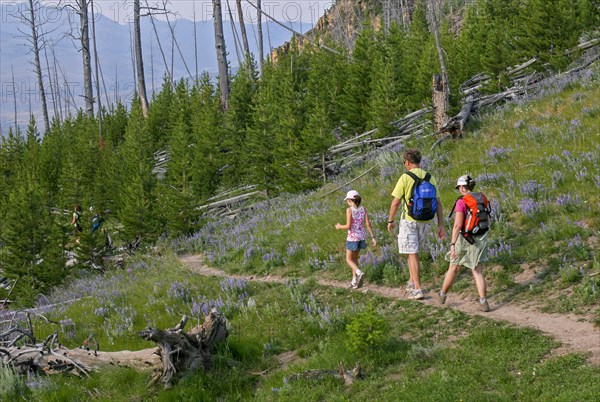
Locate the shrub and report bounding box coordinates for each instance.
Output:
[345,305,389,353]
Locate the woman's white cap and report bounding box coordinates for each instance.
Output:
[344,190,360,200]
[455,175,469,189]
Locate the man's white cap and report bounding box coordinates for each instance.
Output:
[344,190,360,200]
[455,175,469,189]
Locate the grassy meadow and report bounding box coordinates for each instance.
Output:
[2,67,599,400]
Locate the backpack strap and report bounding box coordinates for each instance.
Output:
[448,195,463,219]
[405,171,419,183]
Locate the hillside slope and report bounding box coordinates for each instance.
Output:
[180,61,600,324]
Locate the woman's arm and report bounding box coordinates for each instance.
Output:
[450,211,464,258]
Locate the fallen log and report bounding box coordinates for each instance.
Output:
[1,311,229,389]
[286,361,363,387]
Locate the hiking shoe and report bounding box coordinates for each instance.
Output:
[350,279,357,289]
[408,289,424,300]
[356,272,365,288]
[406,281,415,291]
[434,291,446,305]
[480,300,490,312]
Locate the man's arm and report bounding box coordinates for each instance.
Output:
[436,197,446,240]
[387,197,402,232]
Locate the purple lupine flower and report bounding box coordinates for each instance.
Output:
[556,193,582,207]
[520,198,542,217]
[519,180,544,199]
[575,167,588,181]
[486,146,513,160]
[568,234,583,248]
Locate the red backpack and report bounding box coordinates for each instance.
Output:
[449,192,491,244]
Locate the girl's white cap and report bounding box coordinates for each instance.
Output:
[344,190,360,200]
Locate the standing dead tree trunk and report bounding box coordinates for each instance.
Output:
[432,74,448,133]
[236,0,251,65]
[257,0,264,76]
[134,0,150,117]
[76,0,94,117]
[90,0,103,142]
[22,0,50,132]
[213,0,230,110]
[429,0,450,133]
[1,312,229,389]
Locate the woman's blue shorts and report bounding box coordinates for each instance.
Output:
[346,240,367,251]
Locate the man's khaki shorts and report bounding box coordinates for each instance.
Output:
[397,219,430,254]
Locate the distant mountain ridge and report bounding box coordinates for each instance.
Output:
[0,2,313,133]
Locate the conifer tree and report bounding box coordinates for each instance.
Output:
[146,77,175,149]
[117,100,160,242]
[161,114,197,237]
[339,26,376,136]
[515,0,579,69]
[38,119,66,205]
[368,40,402,137]
[301,45,343,183]
[0,128,25,215]
[451,2,487,91]
[221,60,258,186]
[103,102,129,148]
[190,73,223,201]
[269,52,306,192]
[402,1,435,110]
[0,118,54,304]
[244,63,278,194]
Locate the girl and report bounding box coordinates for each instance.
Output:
[335,190,377,289]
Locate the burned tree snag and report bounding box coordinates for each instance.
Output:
[213,0,230,110]
[134,0,149,117]
[432,74,449,133]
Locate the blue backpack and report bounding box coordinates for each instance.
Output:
[405,171,438,221]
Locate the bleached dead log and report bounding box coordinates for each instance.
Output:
[205,185,257,202]
[390,107,430,127]
[506,57,539,76]
[328,128,379,153]
[1,312,228,389]
[565,38,600,54]
[196,191,265,211]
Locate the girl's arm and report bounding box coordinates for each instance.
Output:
[364,208,377,246]
[450,211,465,258]
[335,208,352,230]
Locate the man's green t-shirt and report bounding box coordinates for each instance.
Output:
[391,168,439,222]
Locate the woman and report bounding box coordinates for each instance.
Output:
[435,175,490,312]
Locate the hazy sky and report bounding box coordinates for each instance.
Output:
[22,1,335,24]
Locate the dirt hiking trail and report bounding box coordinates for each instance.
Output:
[180,254,600,365]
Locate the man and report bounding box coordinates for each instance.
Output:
[387,149,445,300]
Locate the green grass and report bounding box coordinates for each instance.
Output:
[4,65,600,401]
[8,247,600,401]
